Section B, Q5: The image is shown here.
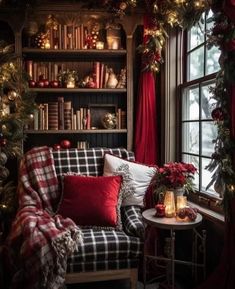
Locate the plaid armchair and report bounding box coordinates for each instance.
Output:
[53,147,144,289]
[6,147,144,289]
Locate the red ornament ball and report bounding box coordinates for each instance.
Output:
[50,80,59,88]
[28,80,36,88]
[60,139,71,149]
[0,138,7,147]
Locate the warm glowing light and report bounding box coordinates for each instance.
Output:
[66,80,75,88]
[96,41,104,50]
[176,196,187,212]
[194,0,205,8]
[164,191,176,217]
[167,11,178,27]
[44,39,51,49]
[175,0,186,4]
[144,28,162,37]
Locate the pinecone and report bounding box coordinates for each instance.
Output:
[34,32,48,49]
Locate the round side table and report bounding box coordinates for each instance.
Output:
[142,208,206,289]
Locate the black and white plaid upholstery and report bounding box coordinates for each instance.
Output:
[121,206,145,239]
[52,147,143,273]
[52,147,135,176]
[67,228,142,273]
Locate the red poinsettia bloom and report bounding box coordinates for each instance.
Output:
[152,162,197,194]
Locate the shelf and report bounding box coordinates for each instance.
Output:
[22,48,127,60]
[29,88,127,93]
[24,129,127,134]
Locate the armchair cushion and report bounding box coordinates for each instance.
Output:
[58,175,123,230]
[67,228,143,273]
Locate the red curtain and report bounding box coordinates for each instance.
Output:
[134,15,158,165]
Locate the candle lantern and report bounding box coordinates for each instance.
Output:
[96,41,104,50]
[163,191,176,218]
[176,195,187,212]
[106,22,121,50]
[66,78,75,88]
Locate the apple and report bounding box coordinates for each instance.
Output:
[50,80,59,88]
[86,80,96,88]
[60,139,71,149]
[36,80,44,88]
[28,80,36,88]
[43,79,50,87]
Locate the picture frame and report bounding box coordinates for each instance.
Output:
[89,104,117,129]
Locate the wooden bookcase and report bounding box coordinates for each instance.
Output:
[0,1,143,152]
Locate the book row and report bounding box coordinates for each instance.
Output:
[26,97,127,131]
[25,60,126,89]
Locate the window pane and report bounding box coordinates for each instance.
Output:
[188,19,204,50]
[182,87,199,120]
[206,45,220,75]
[206,10,214,32]
[201,83,217,119]
[182,154,199,191]
[188,47,204,81]
[182,122,199,154]
[201,121,217,156]
[201,157,218,197]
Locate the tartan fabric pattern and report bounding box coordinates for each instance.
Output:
[6,146,82,289]
[67,227,143,273]
[53,147,135,177]
[121,206,145,239]
[52,147,144,273]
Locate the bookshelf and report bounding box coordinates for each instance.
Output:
[0,1,143,151]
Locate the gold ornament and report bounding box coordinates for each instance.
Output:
[120,2,127,10]
[7,90,17,101]
[166,11,178,26]
[174,0,186,4]
[46,14,59,30]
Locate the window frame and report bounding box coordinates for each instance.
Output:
[179,13,222,213]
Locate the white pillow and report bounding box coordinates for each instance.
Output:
[103,153,157,206]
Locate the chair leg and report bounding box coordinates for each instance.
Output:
[130,269,138,289]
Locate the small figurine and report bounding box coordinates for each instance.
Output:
[106,68,118,88]
[116,67,126,88]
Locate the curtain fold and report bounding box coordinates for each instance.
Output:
[134,71,157,165]
[134,15,158,165]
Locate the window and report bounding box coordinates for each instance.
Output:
[181,11,220,200]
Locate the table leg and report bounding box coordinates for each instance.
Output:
[170,229,175,289]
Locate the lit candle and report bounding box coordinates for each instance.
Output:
[66,80,75,88]
[96,41,104,50]
[111,39,119,49]
[44,39,51,49]
[164,191,176,218]
[176,196,187,212]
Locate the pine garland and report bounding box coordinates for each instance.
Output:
[205,3,235,218]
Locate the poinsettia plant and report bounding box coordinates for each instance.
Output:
[152,162,197,200]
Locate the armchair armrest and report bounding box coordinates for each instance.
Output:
[121,206,144,240]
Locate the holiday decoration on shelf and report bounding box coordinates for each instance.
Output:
[60,139,72,149]
[0,41,36,219]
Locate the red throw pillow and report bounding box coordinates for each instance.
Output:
[58,175,122,229]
